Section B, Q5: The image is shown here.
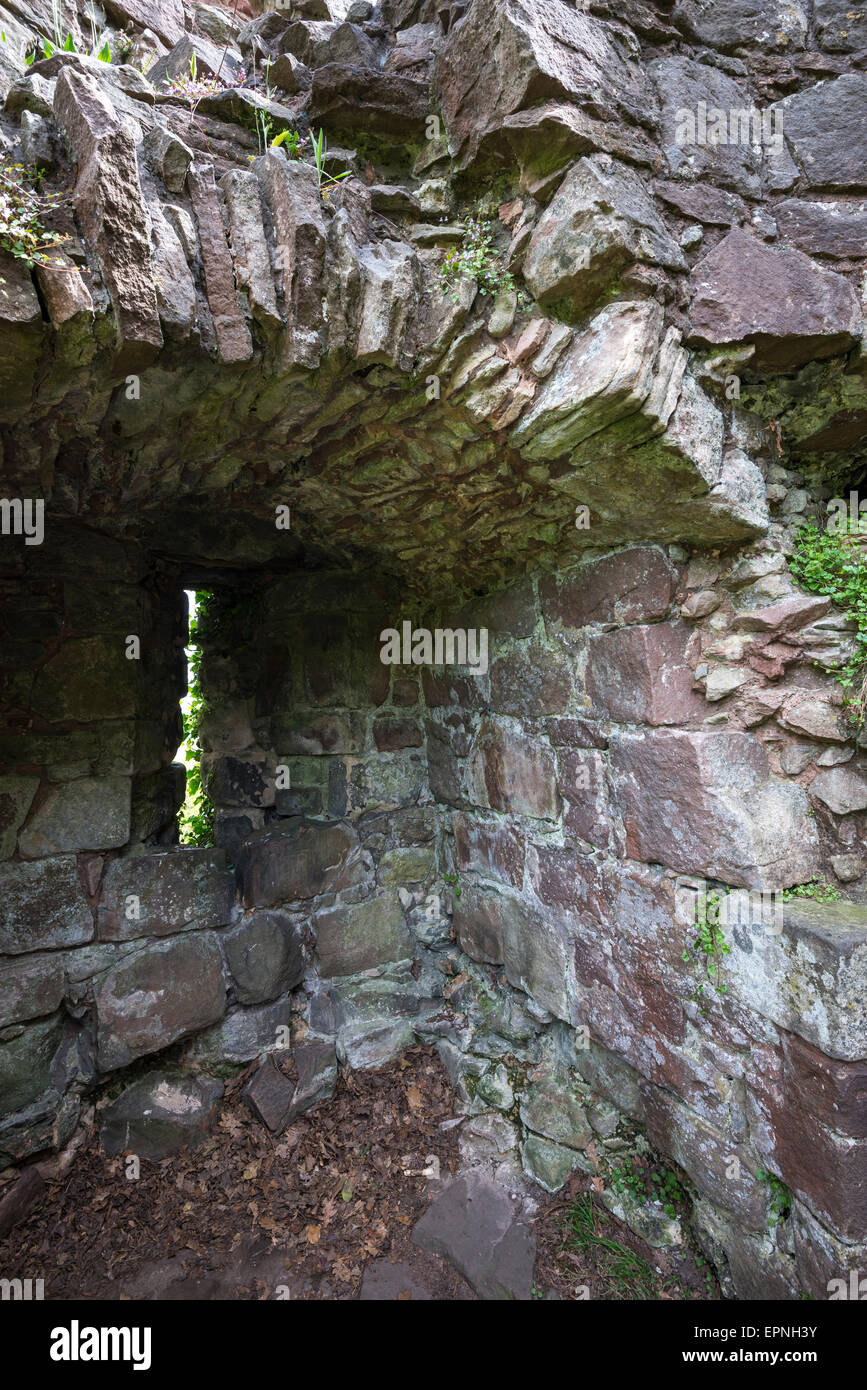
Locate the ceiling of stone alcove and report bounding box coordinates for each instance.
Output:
[2,0,866,599]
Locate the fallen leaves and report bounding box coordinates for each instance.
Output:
[1,1045,463,1301]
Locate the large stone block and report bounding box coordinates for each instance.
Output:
[611,730,820,889]
[643,1085,769,1229]
[95,933,226,1070]
[100,1070,224,1160]
[0,777,39,859]
[97,848,236,941]
[412,1171,536,1299]
[184,995,291,1064]
[452,813,525,890]
[0,857,93,955]
[519,1066,592,1151]
[253,153,326,369]
[540,546,678,629]
[53,68,163,372]
[0,955,66,1029]
[673,0,807,51]
[452,883,512,965]
[434,0,650,169]
[649,54,763,197]
[204,755,275,808]
[511,300,672,462]
[0,1014,65,1115]
[770,74,867,192]
[560,750,614,850]
[792,1201,867,1300]
[725,898,867,1061]
[524,155,684,315]
[689,229,861,371]
[223,911,304,1004]
[31,636,140,722]
[489,642,572,719]
[314,894,412,977]
[762,1034,867,1241]
[814,0,867,50]
[586,621,703,726]
[239,819,362,907]
[466,719,561,822]
[17,777,130,856]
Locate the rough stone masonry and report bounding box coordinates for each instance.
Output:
[1,0,866,1300]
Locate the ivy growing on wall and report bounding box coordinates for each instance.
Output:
[790,517,867,727]
[178,590,215,847]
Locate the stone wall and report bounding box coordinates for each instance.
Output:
[1,0,867,1301]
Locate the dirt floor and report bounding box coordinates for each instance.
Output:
[0,1047,717,1301]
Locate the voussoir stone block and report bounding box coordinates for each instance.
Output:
[53,68,163,372]
[95,932,226,1070]
[540,546,678,629]
[689,228,861,371]
[96,848,237,941]
[239,819,362,907]
[611,730,820,889]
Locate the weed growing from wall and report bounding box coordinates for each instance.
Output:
[439,217,515,303]
[0,160,69,273]
[756,1170,792,1228]
[781,877,842,903]
[790,518,867,726]
[682,891,730,1015]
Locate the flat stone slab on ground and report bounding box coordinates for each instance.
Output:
[411,1172,536,1300]
[358,1258,433,1300]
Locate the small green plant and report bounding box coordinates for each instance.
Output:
[311,129,350,199]
[439,216,515,302]
[790,517,867,726]
[271,128,302,157]
[650,1168,686,1220]
[781,877,842,903]
[682,890,731,1015]
[610,1160,645,1202]
[756,1170,791,1227]
[254,106,273,156]
[168,52,242,108]
[178,591,215,848]
[443,871,461,899]
[611,1159,686,1220]
[0,160,69,276]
